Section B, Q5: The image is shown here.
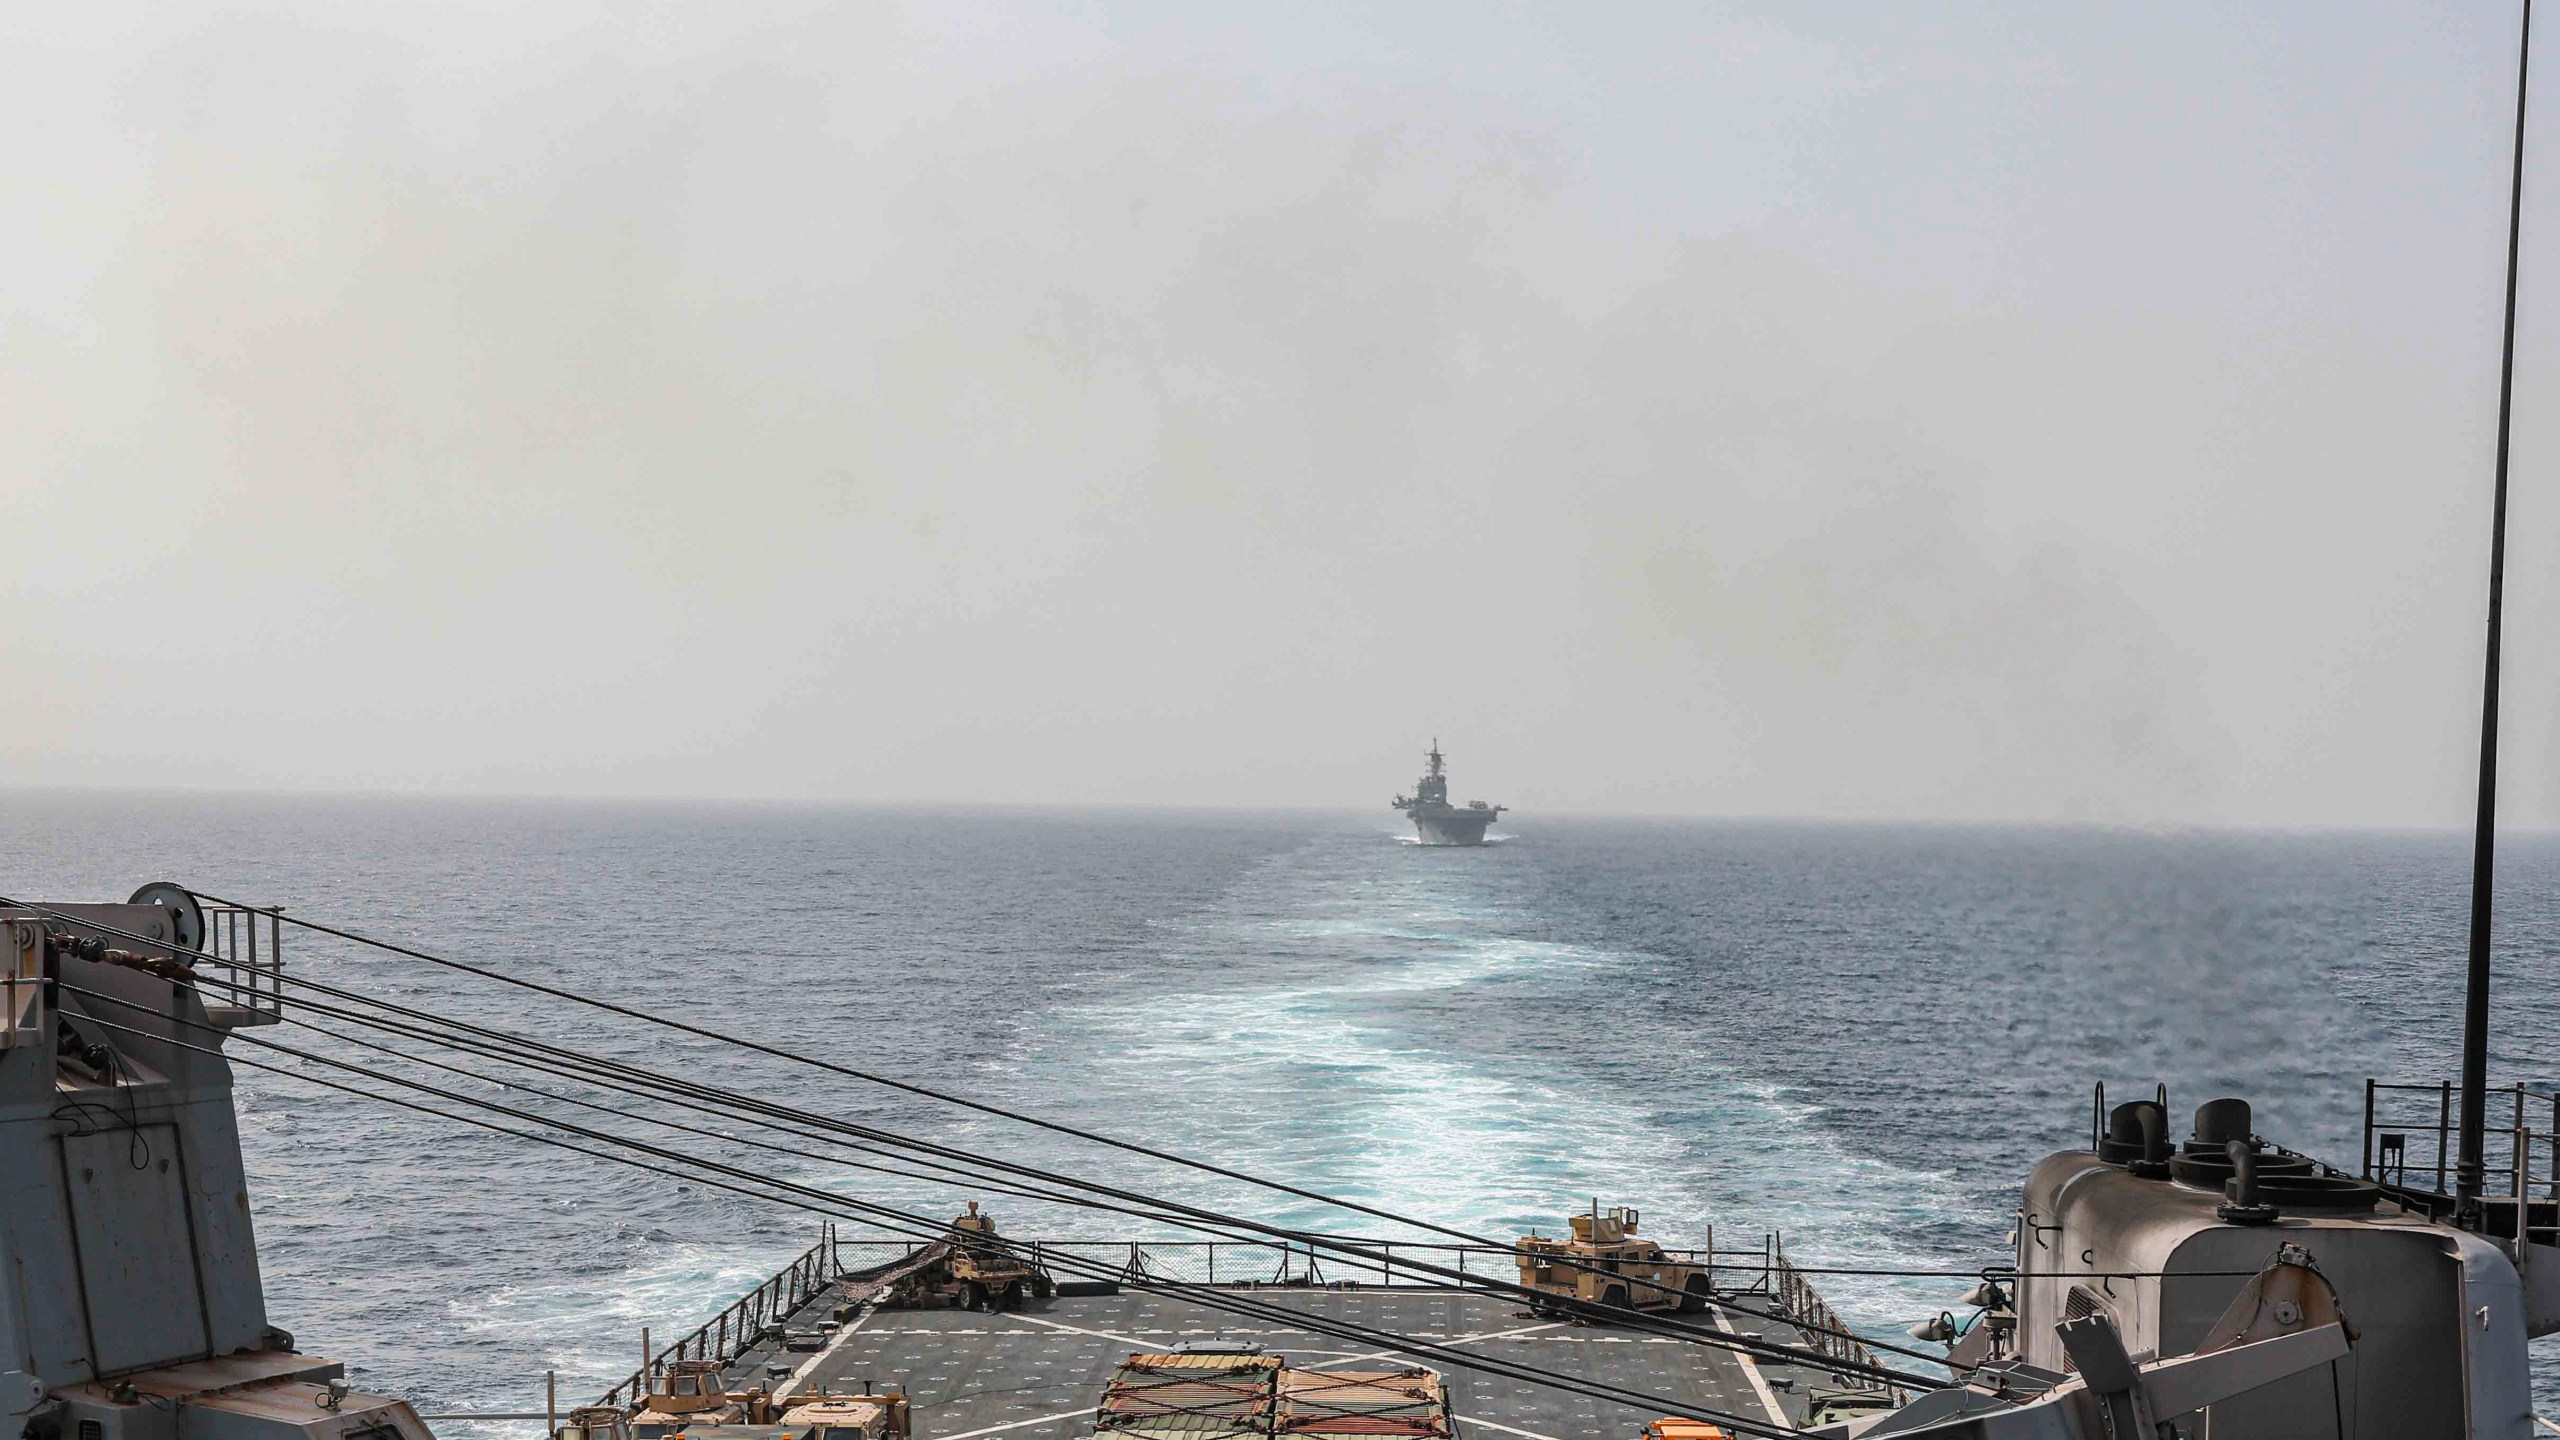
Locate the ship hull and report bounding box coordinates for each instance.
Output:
[1409,810,1498,846]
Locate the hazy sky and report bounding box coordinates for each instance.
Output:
[7,2,2558,824]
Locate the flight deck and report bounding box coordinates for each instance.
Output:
[711,1286,1853,1437]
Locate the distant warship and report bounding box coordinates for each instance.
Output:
[1391,740,1506,846]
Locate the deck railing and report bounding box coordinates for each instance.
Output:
[2363,1079,2560,1247]
[198,902,287,1024]
[826,1235,1733,1290]
[1764,1232,1897,1390]
[600,1227,838,1408]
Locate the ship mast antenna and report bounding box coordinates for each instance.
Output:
[2459,0,2534,1230]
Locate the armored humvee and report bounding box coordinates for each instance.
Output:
[841,1203,1057,1313]
[557,1406,635,1440]
[778,1391,912,1440]
[630,1360,755,1437]
[940,1202,1052,1311]
[1514,1205,1711,1317]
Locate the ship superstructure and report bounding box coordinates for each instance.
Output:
[1391,741,1506,846]
[0,890,432,1440]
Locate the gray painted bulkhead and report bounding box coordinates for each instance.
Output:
[1,904,272,1386]
[0,900,434,1440]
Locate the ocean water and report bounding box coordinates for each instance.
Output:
[3,794,2556,1424]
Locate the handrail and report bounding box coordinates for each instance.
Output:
[197,903,288,1023]
[814,1234,1867,1297]
[2371,1080,2560,1101]
[2364,1078,2560,1248]
[823,1236,1737,1285]
[1769,1234,1903,1402]
[601,1226,837,1408]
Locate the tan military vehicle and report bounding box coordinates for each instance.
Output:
[630,1360,752,1437]
[1514,1205,1711,1317]
[778,1391,913,1440]
[938,1201,1052,1311]
[849,1202,1057,1313]
[556,1406,634,1440]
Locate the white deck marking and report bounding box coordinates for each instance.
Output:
[953,1316,1568,1372]
[1003,1311,1161,1351]
[931,1405,1093,1439]
[1319,1320,1569,1368]
[854,1323,1665,1343]
[1711,1305,1790,1428]
[1459,1418,1571,1440]
[781,1304,876,1391]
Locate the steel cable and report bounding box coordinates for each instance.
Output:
[71,1007,1814,1439]
[182,891,1963,1372]
[16,893,1947,1386]
[60,965,1933,1393]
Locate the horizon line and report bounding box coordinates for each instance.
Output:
[0,780,2539,838]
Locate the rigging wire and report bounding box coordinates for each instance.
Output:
[70,1007,1815,1440]
[167,890,1963,1372]
[277,1009,1199,1222]
[160,960,1437,1251]
[116,942,1286,1231]
[60,969,1931,1395]
[19,895,1948,1385]
[201,954,1938,1378]
[187,892,1753,1241]
[33,898,1950,1386]
[37,924,1945,1398]
[133,969,1235,1230]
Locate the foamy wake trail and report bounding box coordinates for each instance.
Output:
[1014,833,1984,1347]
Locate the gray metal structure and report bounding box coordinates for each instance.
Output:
[0,891,434,1440]
[1871,1092,2545,1439]
[1855,1309,2352,1440]
[1390,741,1506,846]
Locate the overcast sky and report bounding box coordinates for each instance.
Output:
[7,1,2559,825]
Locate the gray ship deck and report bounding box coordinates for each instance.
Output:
[718,1287,1852,1438]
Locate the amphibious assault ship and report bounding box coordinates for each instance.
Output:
[1391,742,1506,846]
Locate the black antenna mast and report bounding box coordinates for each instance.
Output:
[2459,0,2535,1229]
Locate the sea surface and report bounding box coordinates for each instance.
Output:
[4,794,2557,1424]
